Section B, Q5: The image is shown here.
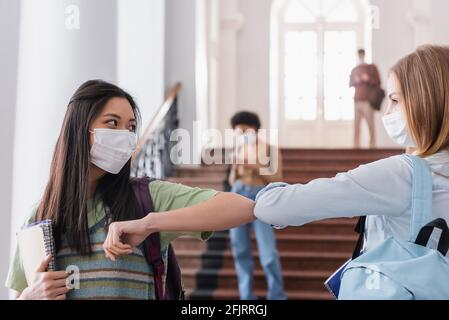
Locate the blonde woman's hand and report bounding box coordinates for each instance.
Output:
[19,256,69,300]
[103,218,152,261]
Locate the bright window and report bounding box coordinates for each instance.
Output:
[284,31,317,120]
[280,0,366,121]
[324,31,357,120]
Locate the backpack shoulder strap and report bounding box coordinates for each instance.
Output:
[404,155,433,242]
[165,244,185,300]
[132,177,156,217]
[131,177,165,300]
[352,216,366,260]
[353,154,433,258]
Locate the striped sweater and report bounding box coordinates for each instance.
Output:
[57,217,168,300]
[6,180,216,297]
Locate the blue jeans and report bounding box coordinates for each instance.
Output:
[230,181,287,300]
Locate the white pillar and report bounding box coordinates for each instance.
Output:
[165,0,197,140]
[407,0,432,48]
[217,0,244,138]
[0,0,20,300]
[195,0,209,161]
[206,0,221,134]
[117,0,165,127]
[10,0,118,275]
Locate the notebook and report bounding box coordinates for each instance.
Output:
[17,220,56,285]
[324,259,352,300]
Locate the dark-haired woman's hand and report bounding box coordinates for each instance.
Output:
[103,218,151,261]
[19,256,69,300]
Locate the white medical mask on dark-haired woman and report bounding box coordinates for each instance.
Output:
[382,111,416,148]
[90,128,137,174]
[236,132,258,148]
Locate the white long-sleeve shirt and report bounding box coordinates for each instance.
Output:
[254,151,449,254]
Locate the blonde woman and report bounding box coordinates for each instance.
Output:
[104,45,449,262]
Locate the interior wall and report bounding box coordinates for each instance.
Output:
[208,0,449,148]
[236,0,272,134]
[0,0,20,300]
[117,0,165,128]
[430,0,449,44]
[165,0,197,138]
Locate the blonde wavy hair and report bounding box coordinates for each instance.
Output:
[391,45,449,157]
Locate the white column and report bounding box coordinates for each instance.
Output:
[430,0,449,44]
[0,0,20,300]
[10,0,118,273]
[117,0,165,127]
[407,0,432,48]
[216,0,244,138]
[165,0,197,141]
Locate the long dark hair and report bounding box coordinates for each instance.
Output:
[36,80,141,255]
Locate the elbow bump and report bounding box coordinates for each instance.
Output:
[254,204,287,230]
[254,201,276,225]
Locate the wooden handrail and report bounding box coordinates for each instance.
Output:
[133,82,182,160]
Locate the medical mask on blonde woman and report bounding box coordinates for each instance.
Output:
[382,111,416,148]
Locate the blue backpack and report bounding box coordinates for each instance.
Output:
[339,155,449,300]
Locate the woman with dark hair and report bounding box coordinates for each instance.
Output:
[6,80,254,300]
[227,111,286,300]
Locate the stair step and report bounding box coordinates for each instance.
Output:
[170,175,339,187]
[201,148,402,166]
[283,166,356,173]
[282,159,375,168]
[174,233,357,252]
[171,219,358,246]
[169,149,401,300]
[176,249,349,272]
[283,173,339,180]
[278,218,357,235]
[280,148,402,158]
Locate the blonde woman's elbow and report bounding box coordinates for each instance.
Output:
[254,192,287,228]
[253,182,313,228]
